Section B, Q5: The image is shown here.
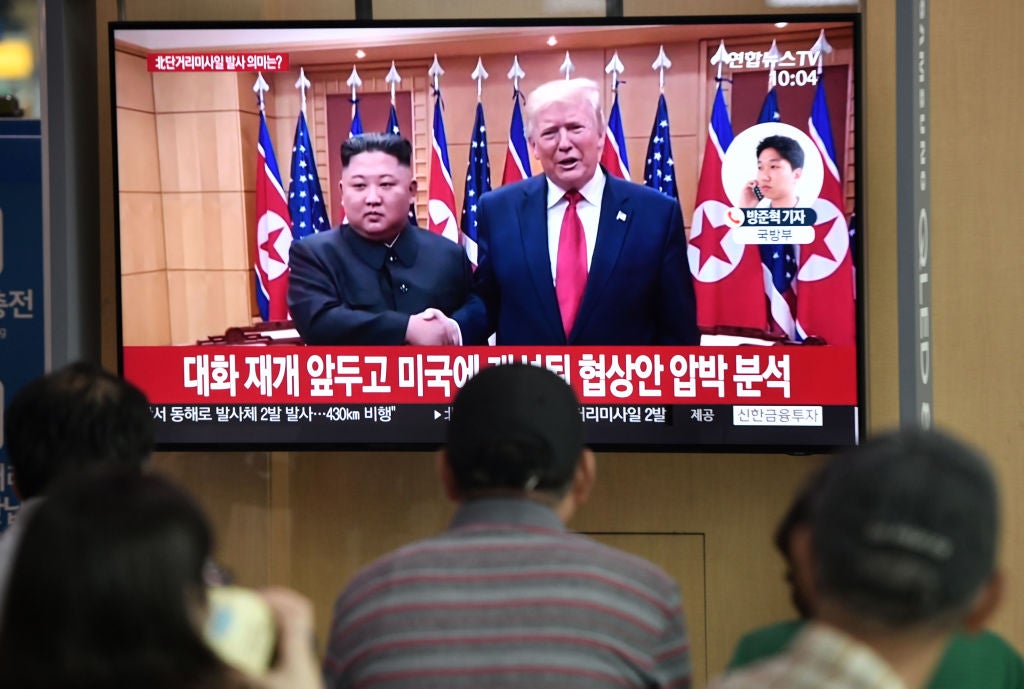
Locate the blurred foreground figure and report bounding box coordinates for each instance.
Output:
[0,361,154,618]
[0,469,325,689]
[710,428,1005,689]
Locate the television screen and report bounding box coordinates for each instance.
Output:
[111,15,862,451]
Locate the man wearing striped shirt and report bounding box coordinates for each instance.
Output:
[323,364,691,689]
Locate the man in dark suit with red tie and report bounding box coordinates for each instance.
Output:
[451,78,699,346]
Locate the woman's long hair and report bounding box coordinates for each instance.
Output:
[0,469,240,689]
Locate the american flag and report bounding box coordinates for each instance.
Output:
[687,84,766,332]
[798,78,855,345]
[600,90,630,179]
[385,103,400,135]
[757,87,798,340]
[254,109,292,321]
[501,90,532,185]
[288,110,330,242]
[643,93,678,199]
[349,97,364,137]
[383,102,417,225]
[460,102,492,267]
[428,91,459,242]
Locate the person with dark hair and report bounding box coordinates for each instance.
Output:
[323,363,691,689]
[445,78,698,346]
[710,427,1012,689]
[287,132,472,345]
[739,134,805,209]
[0,469,325,689]
[0,361,154,618]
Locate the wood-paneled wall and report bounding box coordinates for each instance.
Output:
[93,1,1024,686]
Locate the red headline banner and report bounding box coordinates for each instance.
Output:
[147,52,290,72]
[124,345,858,406]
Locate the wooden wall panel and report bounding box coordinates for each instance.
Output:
[120,271,171,346]
[574,452,821,672]
[116,109,162,193]
[150,452,272,587]
[156,112,247,193]
[862,3,898,432]
[930,1,1024,638]
[239,111,260,192]
[121,0,267,20]
[114,51,155,113]
[162,193,251,271]
[118,192,167,274]
[614,43,701,140]
[152,71,245,112]
[166,270,253,343]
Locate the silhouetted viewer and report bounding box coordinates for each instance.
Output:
[725,441,1024,689]
[0,469,325,689]
[324,363,691,689]
[709,428,1005,689]
[0,362,154,619]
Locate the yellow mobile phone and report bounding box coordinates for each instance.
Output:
[204,586,277,677]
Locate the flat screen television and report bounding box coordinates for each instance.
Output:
[110,15,863,451]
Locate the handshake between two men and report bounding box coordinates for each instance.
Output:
[405,308,460,346]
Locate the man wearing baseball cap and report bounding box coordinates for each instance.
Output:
[710,427,1004,689]
[323,363,691,689]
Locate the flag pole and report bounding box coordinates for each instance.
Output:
[559,51,575,80]
[429,54,444,95]
[605,50,625,93]
[810,29,833,76]
[471,57,488,103]
[508,55,524,92]
[346,65,362,120]
[764,40,781,92]
[253,71,269,112]
[652,45,671,93]
[711,40,728,84]
[385,60,401,105]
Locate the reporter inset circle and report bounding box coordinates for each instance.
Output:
[721,122,824,210]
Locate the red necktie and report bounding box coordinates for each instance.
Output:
[556,190,587,337]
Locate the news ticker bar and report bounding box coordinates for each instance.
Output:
[150,403,858,449]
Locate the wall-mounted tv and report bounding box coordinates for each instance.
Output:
[110,15,863,451]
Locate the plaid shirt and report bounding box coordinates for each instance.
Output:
[709,623,907,689]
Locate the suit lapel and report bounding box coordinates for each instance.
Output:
[571,176,631,341]
[519,176,565,342]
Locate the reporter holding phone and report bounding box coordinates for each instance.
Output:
[739,134,804,209]
[0,469,325,689]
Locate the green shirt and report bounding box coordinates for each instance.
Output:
[729,620,1024,689]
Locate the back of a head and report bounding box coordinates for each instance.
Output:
[0,468,225,689]
[446,364,584,498]
[812,427,999,630]
[3,362,154,499]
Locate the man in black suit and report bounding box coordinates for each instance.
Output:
[450,78,699,345]
[288,133,471,345]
